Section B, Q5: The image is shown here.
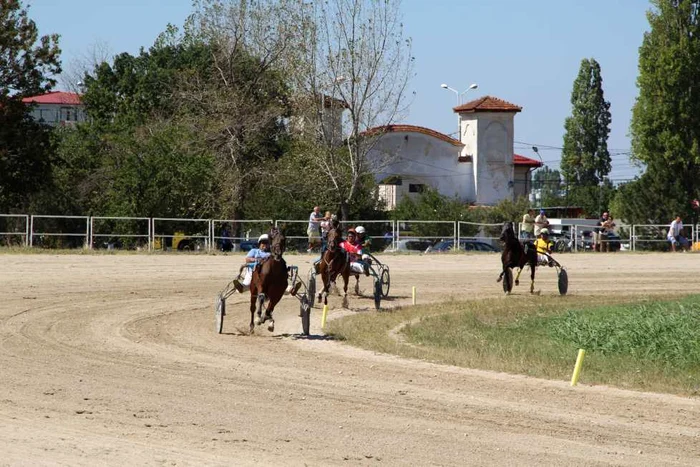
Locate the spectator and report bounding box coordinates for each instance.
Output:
[534,209,550,237]
[594,212,616,252]
[667,215,689,252]
[521,208,535,240]
[307,206,323,253]
[221,225,233,252]
[319,211,333,252]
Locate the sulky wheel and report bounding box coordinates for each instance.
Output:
[502,268,514,294]
[300,295,311,336]
[307,269,316,308]
[215,294,225,334]
[373,278,382,310]
[380,267,390,298]
[558,268,569,296]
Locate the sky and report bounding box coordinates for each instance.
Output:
[30,0,651,181]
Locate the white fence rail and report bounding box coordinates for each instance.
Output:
[90,216,151,250]
[30,215,90,248]
[152,218,212,251]
[0,214,29,247]
[4,214,700,253]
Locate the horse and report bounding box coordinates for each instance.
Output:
[496,222,538,294]
[317,224,350,307]
[249,227,288,333]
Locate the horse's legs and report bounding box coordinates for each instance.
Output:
[530,261,537,294]
[354,275,360,295]
[255,293,266,325]
[264,291,283,332]
[249,292,257,334]
[514,267,523,286]
[341,270,349,308]
[496,271,504,283]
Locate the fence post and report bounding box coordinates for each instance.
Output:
[632,224,636,252]
[29,215,34,247]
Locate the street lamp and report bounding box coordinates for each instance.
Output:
[440,83,478,139]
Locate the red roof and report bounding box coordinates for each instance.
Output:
[514,154,542,167]
[362,124,462,146]
[22,91,82,105]
[453,96,521,113]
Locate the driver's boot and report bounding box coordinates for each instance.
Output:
[313,260,320,275]
[363,263,370,276]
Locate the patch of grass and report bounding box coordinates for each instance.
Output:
[327,294,700,395]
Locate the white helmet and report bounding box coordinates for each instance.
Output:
[540,228,549,235]
[355,226,366,235]
[258,234,269,243]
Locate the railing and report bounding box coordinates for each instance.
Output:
[90,216,151,251]
[0,214,29,247]
[3,213,699,253]
[30,215,90,248]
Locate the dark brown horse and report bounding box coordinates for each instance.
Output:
[496,222,538,294]
[249,227,287,333]
[317,225,350,307]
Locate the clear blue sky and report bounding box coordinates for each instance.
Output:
[30,0,651,181]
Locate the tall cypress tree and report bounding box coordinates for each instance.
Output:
[625,0,700,223]
[560,58,612,215]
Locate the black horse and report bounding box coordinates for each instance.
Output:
[496,222,538,294]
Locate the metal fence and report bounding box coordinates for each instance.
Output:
[90,216,151,250]
[3,213,699,253]
[30,215,90,248]
[0,214,29,247]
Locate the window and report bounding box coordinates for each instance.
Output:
[408,183,425,193]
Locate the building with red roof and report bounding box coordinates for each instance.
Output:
[21,91,85,126]
[365,96,541,209]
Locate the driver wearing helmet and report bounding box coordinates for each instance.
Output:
[233,234,271,293]
[354,225,373,269]
[535,228,555,267]
[340,229,370,276]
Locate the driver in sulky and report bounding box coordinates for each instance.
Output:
[535,228,555,267]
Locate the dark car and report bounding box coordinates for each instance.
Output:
[425,239,500,253]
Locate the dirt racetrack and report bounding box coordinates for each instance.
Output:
[1,252,699,466]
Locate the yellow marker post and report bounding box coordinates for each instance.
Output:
[321,304,329,328]
[412,286,416,305]
[570,349,586,386]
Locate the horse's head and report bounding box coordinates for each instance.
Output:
[269,227,286,259]
[500,222,516,243]
[326,226,342,253]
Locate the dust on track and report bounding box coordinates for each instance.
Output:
[1,253,699,466]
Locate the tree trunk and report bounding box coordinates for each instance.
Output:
[340,200,350,222]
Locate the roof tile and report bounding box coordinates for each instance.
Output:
[453,96,521,113]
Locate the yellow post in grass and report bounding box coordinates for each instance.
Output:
[321,304,329,328]
[570,349,586,386]
[412,286,416,305]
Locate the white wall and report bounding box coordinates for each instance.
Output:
[370,131,474,203]
[466,112,515,205]
[28,104,86,125]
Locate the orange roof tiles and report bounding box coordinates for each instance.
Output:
[453,96,521,113]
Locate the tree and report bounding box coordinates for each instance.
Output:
[284,0,415,220]
[0,0,61,211]
[625,0,700,224]
[560,58,612,215]
[531,166,564,207]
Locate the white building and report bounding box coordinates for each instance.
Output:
[22,91,86,126]
[369,96,540,209]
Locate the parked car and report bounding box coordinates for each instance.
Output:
[383,239,434,253]
[425,239,500,253]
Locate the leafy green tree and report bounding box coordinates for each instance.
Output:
[624,0,700,224]
[560,58,612,215]
[531,166,565,207]
[0,0,61,211]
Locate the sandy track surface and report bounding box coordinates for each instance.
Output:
[1,252,699,466]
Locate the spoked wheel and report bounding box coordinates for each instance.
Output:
[558,268,569,295]
[300,295,311,336]
[215,294,225,334]
[502,268,514,294]
[373,278,382,310]
[380,267,390,298]
[307,269,316,308]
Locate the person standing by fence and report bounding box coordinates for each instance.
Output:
[307,206,323,253]
[534,209,550,237]
[667,215,689,252]
[521,208,535,240]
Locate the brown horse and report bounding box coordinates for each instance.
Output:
[249,227,287,333]
[317,226,350,307]
[496,221,538,294]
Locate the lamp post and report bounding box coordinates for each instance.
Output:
[440,83,478,139]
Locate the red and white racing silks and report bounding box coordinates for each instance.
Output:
[339,240,363,261]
